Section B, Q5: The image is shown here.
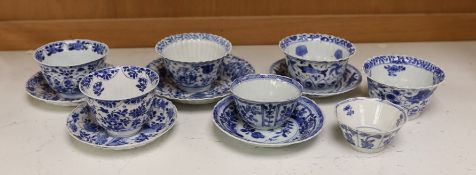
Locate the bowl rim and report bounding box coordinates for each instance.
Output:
[231,73,303,104]
[155,32,232,64]
[362,54,446,90]
[278,33,357,63]
[79,65,159,101]
[33,39,109,67]
[335,97,408,135]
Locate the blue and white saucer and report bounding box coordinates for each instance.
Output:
[213,96,325,147]
[146,54,255,104]
[269,59,362,98]
[26,64,113,106]
[66,96,177,150]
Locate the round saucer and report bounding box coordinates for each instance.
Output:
[269,59,362,98]
[146,54,255,104]
[26,64,113,106]
[66,96,177,150]
[213,96,324,147]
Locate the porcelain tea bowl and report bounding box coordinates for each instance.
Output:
[363,55,446,120]
[33,39,109,99]
[155,33,232,92]
[279,33,356,91]
[231,74,303,130]
[336,97,407,153]
[79,66,160,137]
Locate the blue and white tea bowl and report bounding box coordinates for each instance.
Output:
[279,33,356,91]
[213,96,324,147]
[33,39,109,99]
[155,33,232,92]
[79,66,160,137]
[336,97,407,153]
[363,55,446,120]
[231,74,303,130]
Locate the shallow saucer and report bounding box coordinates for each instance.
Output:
[269,58,362,98]
[213,96,324,147]
[66,96,177,150]
[26,64,113,106]
[146,54,255,104]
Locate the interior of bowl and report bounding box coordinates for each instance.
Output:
[34,39,108,67]
[80,66,159,100]
[336,98,405,133]
[231,74,302,102]
[280,34,355,62]
[156,33,231,62]
[364,55,445,88]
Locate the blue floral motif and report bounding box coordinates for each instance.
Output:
[35,50,45,62]
[92,42,107,55]
[343,105,354,116]
[129,105,147,118]
[240,123,265,139]
[92,82,104,96]
[334,49,343,59]
[44,42,64,56]
[384,65,406,76]
[68,40,89,51]
[136,78,148,92]
[93,68,118,80]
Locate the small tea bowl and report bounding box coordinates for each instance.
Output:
[279,33,356,91]
[79,66,160,137]
[33,39,109,99]
[155,33,232,92]
[336,97,407,153]
[363,55,446,120]
[231,74,303,130]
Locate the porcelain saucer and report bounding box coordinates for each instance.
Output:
[146,54,255,104]
[66,96,177,150]
[269,58,362,98]
[26,64,113,106]
[213,96,324,147]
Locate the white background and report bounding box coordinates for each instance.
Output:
[0,42,475,175]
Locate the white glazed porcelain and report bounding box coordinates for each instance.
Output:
[79,66,160,137]
[231,74,303,130]
[155,33,232,92]
[363,55,446,120]
[33,39,109,99]
[279,34,356,91]
[336,97,407,153]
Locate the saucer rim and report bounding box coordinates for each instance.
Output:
[212,96,325,147]
[147,54,255,104]
[269,58,362,97]
[26,63,114,106]
[66,96,177,150]
[26,71,84,106]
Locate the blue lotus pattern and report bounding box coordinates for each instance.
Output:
[213,96,324,145]
[364,55,445,119]
[146,55,255,100]
[67,97,176,148]
[384,65,406,76]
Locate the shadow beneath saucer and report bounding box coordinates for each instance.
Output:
[67,126,176,157]
[26,95,76,113]
[210,122,319,157]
